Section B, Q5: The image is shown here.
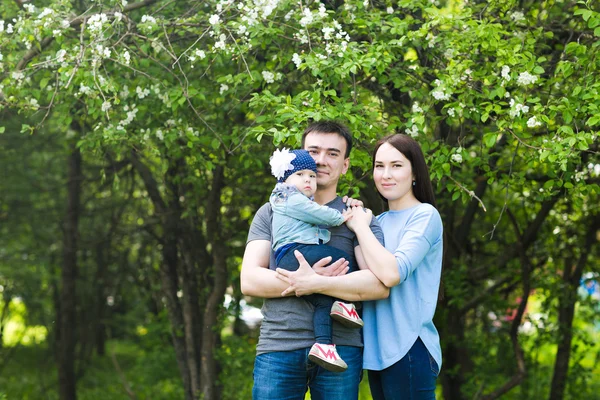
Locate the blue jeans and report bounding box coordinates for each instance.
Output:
[253,346,363,400]
[368,338,439,400]
[276,243,355,344]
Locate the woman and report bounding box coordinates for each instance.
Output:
[345,133,443,399]
[276,133,443,399]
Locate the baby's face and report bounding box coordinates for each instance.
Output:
[285,169,317,197]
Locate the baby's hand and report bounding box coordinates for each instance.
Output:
[342,208,353,223]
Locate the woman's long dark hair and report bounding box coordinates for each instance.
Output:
[372,134,437,208]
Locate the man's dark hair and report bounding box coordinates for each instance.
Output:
[301,120,353,158]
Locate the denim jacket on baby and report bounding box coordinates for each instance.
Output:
[270,183,345,252]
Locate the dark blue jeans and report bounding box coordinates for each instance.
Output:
[252,346,363,400]
[368,338,439,400]
[275,243,354,344]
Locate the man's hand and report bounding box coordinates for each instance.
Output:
[342,195,364,208]
[345,206,373,232]
[276,250,348,296]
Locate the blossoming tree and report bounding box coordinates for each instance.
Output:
[1,0,599,399]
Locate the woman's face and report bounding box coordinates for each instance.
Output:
[373,142,415,208]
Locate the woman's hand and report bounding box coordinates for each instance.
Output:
[313,254,349,277]
[276,251,342,296]
[342,195,364,208]
[345,206,373,232]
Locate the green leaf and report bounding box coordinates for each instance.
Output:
[483,133,496,148]
[39,78,50,89]
[211,139,220,149]
[586,115,600,126]
[0,126,5,134]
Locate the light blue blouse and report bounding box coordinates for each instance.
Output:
[362,203,443,371]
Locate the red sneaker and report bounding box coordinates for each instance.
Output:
[330,301,364,329]
[308,343,348,373]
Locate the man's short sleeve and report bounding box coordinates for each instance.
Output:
[353,215,385,248]
[247,203,273,243]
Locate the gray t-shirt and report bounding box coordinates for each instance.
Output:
[247,196,385,354]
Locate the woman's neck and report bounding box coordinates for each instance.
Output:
[388,194,420,211]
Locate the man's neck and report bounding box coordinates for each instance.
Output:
[313,187,338,205]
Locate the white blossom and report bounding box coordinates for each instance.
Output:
[114,12,123,22]
[432,89,450,101]
[136,86,150,99]
[412,102,423,113]
[527,116,542,128]
[61,19,70,29]
[517,71,539,86]
[214,34,226,50]
[318,4,327,18]
[23,3,36,13]
[7,24,14,34]
[12,71,25,81]
[78,84,92,95]
[156,129,164,141]
[509,98,529,118]
[299,8,313,27]
[101,101,112,112]
[292,53,302,68]
[501,65,511,81]
[123,50,130,65]
[209,14,221,25]
[447,107,456,117]
[87,13,108,34]
[405,125,419,137]
[386,6,394,14]
[0,21,4,32]
[219,84,229,94]
[37,8,54,19]
[29,98,39,110]
[56,49,67,63]
[509,11,525,22]
[141,15,156,24]
[322,26,334,40]
[451,153,463,163]
[262,71,275,83]
[195,49,206,59]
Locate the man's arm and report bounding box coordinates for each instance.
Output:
[240,239,351,298]
[276,251,389,301]
[240,240,289,298]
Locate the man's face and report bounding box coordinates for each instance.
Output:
[303,132,350,190]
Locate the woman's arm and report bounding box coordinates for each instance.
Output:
[276,250,389,301]
[346,207,400,287]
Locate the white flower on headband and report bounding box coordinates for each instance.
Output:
[270,148,296,179]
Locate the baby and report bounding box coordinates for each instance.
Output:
[269,148,363,372]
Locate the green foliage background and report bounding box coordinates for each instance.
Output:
[0,0,599,399]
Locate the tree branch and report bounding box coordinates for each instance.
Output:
[16,0,162,70]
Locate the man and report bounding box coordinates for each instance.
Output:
[241,121,388,400]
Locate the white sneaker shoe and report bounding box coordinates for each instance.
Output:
[330,301,364,329]
[308,343,348,373]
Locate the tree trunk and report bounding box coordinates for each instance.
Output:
[200,165,227,400]
[549,214,600,400]
[58,144,82,400]
[131,153,194,400]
